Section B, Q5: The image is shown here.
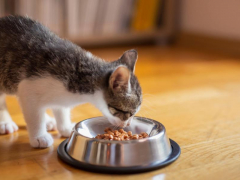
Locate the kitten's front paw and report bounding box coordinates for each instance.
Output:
[46,120,57,131]
[29,133,53,148]
[0,121,18,134]
[46,118,57,131]
[58,123,75,137]
[45,114,57,131]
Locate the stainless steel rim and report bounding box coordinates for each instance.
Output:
[73,116,166,143]
[58,138,181,174]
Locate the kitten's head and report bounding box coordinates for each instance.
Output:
[103,50,142,127]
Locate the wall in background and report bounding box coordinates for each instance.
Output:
[180,0,240,40]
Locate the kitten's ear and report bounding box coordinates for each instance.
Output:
[109,66,130,92]
[119,49,138,73]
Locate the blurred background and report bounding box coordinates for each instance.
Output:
[2,2,240,179]
[0,0,175,47]
[1,0,240,56]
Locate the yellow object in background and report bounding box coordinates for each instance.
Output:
[131,0,161,32]
[131,0,145,31]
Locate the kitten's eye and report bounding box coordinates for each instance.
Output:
[108,105,132,116]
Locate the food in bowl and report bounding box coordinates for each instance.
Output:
[95,127,149,141]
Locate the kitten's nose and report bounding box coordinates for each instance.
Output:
[127,117,133,126]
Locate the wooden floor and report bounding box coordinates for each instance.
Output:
[1,45,240,180]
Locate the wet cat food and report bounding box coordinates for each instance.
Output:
[95,128,149,141]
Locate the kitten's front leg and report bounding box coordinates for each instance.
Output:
[53,108,75,137]
[45,113,57,131]
[22,106,53,148]
[18,96,53,148]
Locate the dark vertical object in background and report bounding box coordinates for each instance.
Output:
[118,0,135,33]
[122,0,136,32]
[4,0,15,15]
[156,0,165,28]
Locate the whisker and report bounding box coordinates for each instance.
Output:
[142,93,158,98]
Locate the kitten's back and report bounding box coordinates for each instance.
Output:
[0,15,55,47]
[0,16,104,94]
[0,16,75,93]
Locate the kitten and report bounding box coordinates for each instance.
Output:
[0,16,142,148]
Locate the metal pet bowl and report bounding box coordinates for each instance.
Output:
[58,117,181,174]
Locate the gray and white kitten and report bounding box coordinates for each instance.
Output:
[0,16,142,148]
